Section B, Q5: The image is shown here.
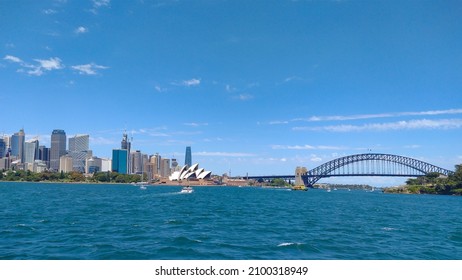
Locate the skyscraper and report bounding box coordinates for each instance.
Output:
[11,129,25,162]
[69,134,89,152]
[68,134,90,173]
[112,149,128,174]
[184,146,192,167]
[50,129,66,171]
[24,139,39,164]
[0,138,5,158]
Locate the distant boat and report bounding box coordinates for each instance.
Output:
[291,185,307,191]
[180,186,194,193]
[326,188,331,192]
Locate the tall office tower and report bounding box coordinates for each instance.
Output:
[24,139,39,164]
[112,149,128,174]
[11,129,25,162]
[69,134,89,152]
[50,129,67,171]
[160,158,171,178]
[0,138,5,158]
[39,146,50,161]
[131,150,143,174]
[68,134,90,173]
[184,146,192,167]
[3,135,11,150]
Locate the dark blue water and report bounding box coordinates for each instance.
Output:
[1,182,461,260]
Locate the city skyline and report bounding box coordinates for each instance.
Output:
[1,1,462,185]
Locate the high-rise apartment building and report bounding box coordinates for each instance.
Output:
[11,129,25,162]
[185,146,192,167]
[50,129,66,171]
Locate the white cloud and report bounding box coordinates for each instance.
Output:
[24,57,64,76]
[3,55,22,63]
[293,109,462,123]
[42,9,57,15]
[294,119,462,132]
[271,144,345,150]
[71,63,108,75]
[93,0,110,8]
[234,94,253,101]
[35,57,63,71]
[183,122,208,127]
[182,78,201,87]
[195,151,256,157]
[75,26,88,34]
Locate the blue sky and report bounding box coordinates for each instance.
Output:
[1,0,461,185]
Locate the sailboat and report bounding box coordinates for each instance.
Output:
[136,172,149,190]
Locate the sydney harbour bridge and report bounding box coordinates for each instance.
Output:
[245,153,454,188]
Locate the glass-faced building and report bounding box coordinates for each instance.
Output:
[50,129,66,171]
[184,146,192,167]
[112,149,128,174]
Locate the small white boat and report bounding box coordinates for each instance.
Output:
[180,186,194,193]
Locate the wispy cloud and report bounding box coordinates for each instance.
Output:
[29,57,64,76]
[71,63,108,75]
[171,78,201,87]
[183,122,209,127]
[233,93,253,101]
[75,26,88,34]
[4,55,64,76]
[90,0,111,13]
[3,55,22,63]
[195,151,256,157]
[292,109,462,123]
[42,9,57,15]
[294,118,462,132]
[271,144,346,150]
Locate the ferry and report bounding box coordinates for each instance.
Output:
[291,185,307,191]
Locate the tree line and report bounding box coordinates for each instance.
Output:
[384,164,462,195]
[0,170,143,184]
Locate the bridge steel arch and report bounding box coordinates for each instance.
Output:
[301,153,454,188]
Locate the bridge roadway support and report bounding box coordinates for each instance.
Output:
[301,153,454,188]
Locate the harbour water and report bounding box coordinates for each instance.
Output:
[1,182,461,260]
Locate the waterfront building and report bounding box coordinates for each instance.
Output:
[59,155,73,173]
[101,158,112,172]
[160,158,171,178]
[11,129,25,163]
[169,163,211,181]
[24,139,39,164]
[33,160,48,173]
[85,156,102,174]
[184,146,192,167]
[50,129,66,171]
[112,149,128,174]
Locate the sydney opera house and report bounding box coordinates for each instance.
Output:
[168,163,212,181]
